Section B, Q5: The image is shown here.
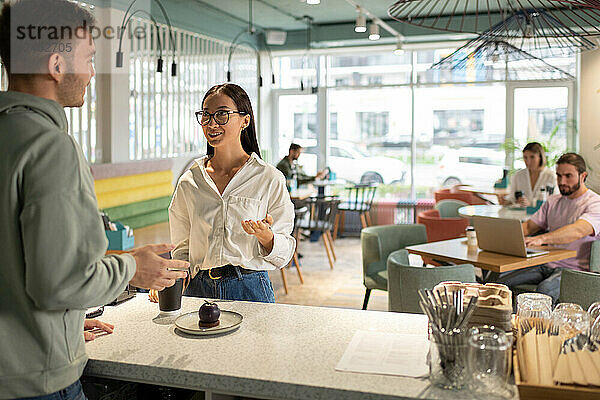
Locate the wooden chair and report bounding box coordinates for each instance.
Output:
[280,205,307,294]
[335,183,378,238]
[298,196,340,270]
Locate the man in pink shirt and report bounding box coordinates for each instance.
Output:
[498,153,600,303]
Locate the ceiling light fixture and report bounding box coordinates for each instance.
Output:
[355,11,366,33]
[307,0,321,4]
[368,22,380,40]
[394,38,404,55]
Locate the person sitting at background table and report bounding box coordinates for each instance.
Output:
[496,153,600,303]
[276,143,327,190]
[499,142,556,206]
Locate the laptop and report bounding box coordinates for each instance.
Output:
[472,216,549,258]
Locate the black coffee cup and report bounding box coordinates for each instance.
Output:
[515,191,523,200]
[158,278,184,312]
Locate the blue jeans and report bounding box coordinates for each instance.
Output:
[184,267,276,303]
[18,380,87,400]
[496,264,563,304]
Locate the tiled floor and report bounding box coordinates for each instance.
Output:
[134,223,389,311]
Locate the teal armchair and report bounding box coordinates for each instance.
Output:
[435,199,468,218]
[513,239,600,296]
[559,268,600,310]
[360,224,427,310]
[387,249,476,313]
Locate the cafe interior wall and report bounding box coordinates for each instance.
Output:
[86,0,266,186]
[579,46,600,193]
[80,1,597,192]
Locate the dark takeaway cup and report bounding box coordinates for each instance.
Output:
[158,278,184,312]
[514,191,523,200]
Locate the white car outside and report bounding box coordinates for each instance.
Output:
[293,139,407,185]
[436,147,525,187]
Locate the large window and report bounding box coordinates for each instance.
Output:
[357,112,389,139]
[129,19,258,160]
[274,48,575,199]
[65,75,97,162]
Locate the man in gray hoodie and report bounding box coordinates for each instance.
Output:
[0,1,189,398]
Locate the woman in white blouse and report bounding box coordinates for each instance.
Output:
[501,142,556,206]
[168,83,295,302]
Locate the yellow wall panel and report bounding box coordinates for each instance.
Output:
[97,183,174,209]
[94,170,173,195]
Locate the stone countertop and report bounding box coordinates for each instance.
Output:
[84,296,516,400]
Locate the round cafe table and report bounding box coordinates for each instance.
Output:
[458,205,534,221]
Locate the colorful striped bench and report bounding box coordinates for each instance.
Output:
[91,160,174,229]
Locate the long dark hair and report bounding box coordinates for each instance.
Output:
[202,83,261,158]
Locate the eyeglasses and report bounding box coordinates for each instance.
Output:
[195,110,247,126]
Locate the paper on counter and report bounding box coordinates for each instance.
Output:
[335,330,429,378]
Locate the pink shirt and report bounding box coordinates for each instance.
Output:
[530,189,600,271]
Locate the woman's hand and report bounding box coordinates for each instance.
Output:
[148,289,159,303]
[242,214,274,253]
[84,319,114,342]
[517,197,530,207]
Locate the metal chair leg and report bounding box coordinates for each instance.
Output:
[362,288,372,310]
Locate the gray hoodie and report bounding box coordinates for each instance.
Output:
[0,91,136,398]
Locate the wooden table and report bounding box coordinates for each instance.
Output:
[406,238,576,273]
[457,185,508,197]
[459,205,533,221]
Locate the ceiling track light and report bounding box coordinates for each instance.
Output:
[355,10,366,32]
[368,22,380,40]
[306,0,320,4]
[394,38,404,55]
[116,0,177,76]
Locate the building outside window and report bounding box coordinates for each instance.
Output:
[273,46,575,200]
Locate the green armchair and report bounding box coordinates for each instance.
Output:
[559,268,600,310]
[513,239,600,296]
[360,224,427,310]
[387,249,477,313]
[435,199,468,218]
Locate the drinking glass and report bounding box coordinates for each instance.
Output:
[467,325,514,398]
[551,308,591,337]
[588,302,600,322]
[517,293,552,310]
[554,303,583,312]
[591,315,600,341]
[428,337,469,390]
[517,293,552,321]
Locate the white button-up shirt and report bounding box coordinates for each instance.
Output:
[169,153,296,278]
[505,166,557,204]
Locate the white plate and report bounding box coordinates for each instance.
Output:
[174,310,243,336]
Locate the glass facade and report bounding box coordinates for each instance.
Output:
[274,47,575,199]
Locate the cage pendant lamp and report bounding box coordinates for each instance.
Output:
[429,39,575,81]
[388,0,600,37]
[479,10,597,56]
[551,0,600,9]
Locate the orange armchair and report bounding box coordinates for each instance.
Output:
[416,209,469,243]
[434,188,488,205]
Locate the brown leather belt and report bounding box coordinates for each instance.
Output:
[205,265,255,280]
